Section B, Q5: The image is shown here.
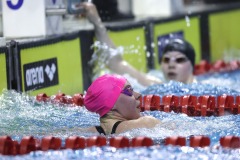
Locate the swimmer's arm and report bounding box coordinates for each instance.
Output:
[134,116,162,128]
[117,116,161,133]
[81,2,115,48]
[108,57,163,86]
[82,2,162,86]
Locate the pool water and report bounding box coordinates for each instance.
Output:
[197,69,240,92]
[0,70,240,159]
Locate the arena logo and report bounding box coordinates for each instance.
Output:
[6,0,24,10]
[23,58,59,91]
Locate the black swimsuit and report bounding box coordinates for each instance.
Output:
[95,121,122,135]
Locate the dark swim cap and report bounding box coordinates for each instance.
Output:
[161,38,195,67]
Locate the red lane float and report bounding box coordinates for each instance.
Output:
[36,93,50,102]
[190,136,210,148]
[72,93,84,106]
[41,136,62,151]
[131,137,153,147]
[65,136,85,149]
[162,95,179,107]
[143,95,160,111]
[196,95,215,116]
[198,95,216,110]
[19,136,40,155]
[194,59,240,75]
[54,93,73,104]
[179,95,198,116]
[235,96,240,114]
[216,95,239,115]
[165,136,186,146]
[160,95,179,113]
[180,95,198,107]
[229,60,240,70]
[220,136,240,148]
[141,94,240,116]
[86,136,107,147]
[194,60,211,75]
[0,136,19,155]
[212,60,227,72]
[1,135,240,156]
[180,105,196,116]
[36,93,240,116]
[36,93,84,106]
[110,136,130,148]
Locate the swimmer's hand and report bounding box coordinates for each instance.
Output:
[140,116,162,128]
[78,2,101,26]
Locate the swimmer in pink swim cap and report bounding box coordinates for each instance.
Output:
[84,74,161,135]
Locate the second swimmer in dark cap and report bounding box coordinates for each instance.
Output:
[160,38,196,83]
[81,2,196,85]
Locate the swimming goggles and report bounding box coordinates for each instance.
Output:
[162,56,188,64]
[121,86,134,97]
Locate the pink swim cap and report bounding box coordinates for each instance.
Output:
[84,74,126,117]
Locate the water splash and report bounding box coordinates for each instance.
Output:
[89,41,148,80]
[0,89,99,139]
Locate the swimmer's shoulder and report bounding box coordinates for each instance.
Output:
[137,116,161,126]
[116,116,161,133]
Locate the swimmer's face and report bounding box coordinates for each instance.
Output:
[161,51,193,83]
[113,81,141,120]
